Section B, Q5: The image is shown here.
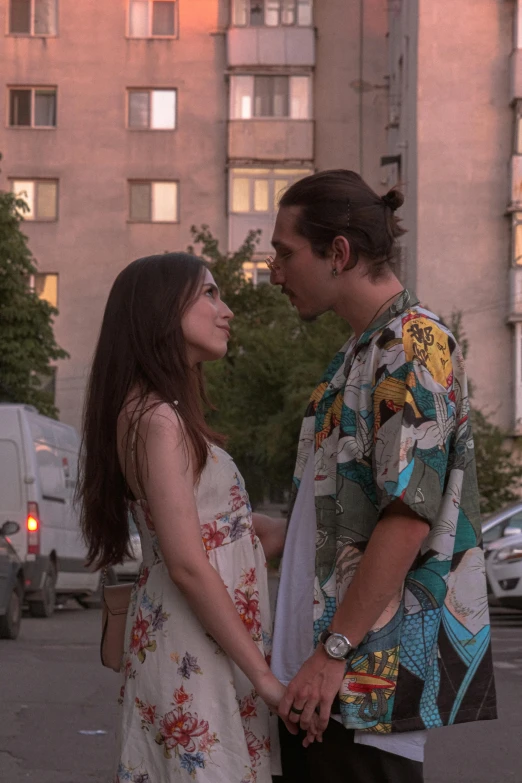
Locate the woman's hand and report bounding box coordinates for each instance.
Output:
[254,670,304,738]
[278,646,345,741]
[254,669,286,712]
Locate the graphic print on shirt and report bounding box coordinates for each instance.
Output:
[290,292,496,734]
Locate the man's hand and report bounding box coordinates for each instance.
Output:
[278,646,346,743]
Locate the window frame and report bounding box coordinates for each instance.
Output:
[7,86,57,129]
[128,179,180,223]
[230,74,312,120]
[127,0,179,39]
[229,167,313,215]
[231,0,313,28]
[126,87,177,130]
[7,0,58,37]
[11,178,59,222]
[30,272,59,308]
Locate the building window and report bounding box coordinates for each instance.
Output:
[513,214,522,266]
[230,167,312,214]
[230,75,311,119]
[12,179,58,221]
[243,261,271,286]
[232,0,313,27]
[9,0,57,35]
[30,272,58,307]
[129,0,177,37]
[129,181,179,222]
[128,89,177,129]
[8,87,57,128]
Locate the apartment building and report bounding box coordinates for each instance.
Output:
[385,0,521,434]
[0,0,388,428]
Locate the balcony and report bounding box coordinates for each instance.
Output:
[228,119,313,161]
[227,26,315,67]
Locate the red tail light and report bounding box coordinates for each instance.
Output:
[27,502,40,555]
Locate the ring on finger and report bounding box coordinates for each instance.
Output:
[289,705,304,715]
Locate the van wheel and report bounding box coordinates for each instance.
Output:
[0,578,23,639]
[30,562,57,618]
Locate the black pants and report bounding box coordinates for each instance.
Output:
[273,718,424,783]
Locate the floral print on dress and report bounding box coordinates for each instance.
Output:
[116,760,150,782]
[117,446,274,781]
[234,568,263,642]
[129,592,170,664]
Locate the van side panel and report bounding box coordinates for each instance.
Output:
[0,408,27,560]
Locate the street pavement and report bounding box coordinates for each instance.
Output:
[0,603,521,783]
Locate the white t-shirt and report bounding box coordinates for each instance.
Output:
[271,448,427,763]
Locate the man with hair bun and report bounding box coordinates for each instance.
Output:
[268,170,497,783]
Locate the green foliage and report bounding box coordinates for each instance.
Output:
[0,187,68,417]
[449,312,522,513]
[189,225,349,506]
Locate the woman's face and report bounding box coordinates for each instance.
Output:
[182,269,233,365]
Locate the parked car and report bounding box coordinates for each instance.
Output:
[0,404,100,617]
[113,516,142,583]
[0,520,24,639]
[485,532,522,609]
[482,501,522,546]
[482,501,522,610]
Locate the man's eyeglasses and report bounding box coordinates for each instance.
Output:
[264,244,308,272]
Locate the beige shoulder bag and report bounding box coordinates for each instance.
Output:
[100,571,132,672]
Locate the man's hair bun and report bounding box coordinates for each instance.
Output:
[381,188,404,212]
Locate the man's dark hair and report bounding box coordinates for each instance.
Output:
[279,169,406,279]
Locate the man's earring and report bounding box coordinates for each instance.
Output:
[332,268,338,278]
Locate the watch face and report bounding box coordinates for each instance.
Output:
[325,634,350,659]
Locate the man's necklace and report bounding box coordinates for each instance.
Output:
[360,289,406,336]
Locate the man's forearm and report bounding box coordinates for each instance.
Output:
[251,512,287,560]
[330,502,430,648]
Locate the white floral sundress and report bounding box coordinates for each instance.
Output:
[115,446,273,783]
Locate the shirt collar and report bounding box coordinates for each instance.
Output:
[355,288,419,350]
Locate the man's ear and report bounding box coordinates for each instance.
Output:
[331,235,352,274]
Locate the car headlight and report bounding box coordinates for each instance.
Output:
[494,546,522,563]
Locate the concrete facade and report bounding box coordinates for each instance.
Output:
[0,0,388,429]
[387,0,516,431]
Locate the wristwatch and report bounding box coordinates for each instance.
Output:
[319,629,353,661]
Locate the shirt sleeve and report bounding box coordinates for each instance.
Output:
[372,316,457,525]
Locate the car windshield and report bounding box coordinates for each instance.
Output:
[482,511,522,543]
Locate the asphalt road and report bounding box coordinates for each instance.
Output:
[0,603,521,783]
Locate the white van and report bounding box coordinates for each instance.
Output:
[0,404,100,616]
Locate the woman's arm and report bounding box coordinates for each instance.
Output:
[134,405,284,708]
[252,512,287,560]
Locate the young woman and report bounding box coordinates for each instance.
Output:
[78,253,288,783]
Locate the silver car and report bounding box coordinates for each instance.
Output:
[483,502,522,609]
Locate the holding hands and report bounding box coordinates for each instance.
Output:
[277,646,346,747]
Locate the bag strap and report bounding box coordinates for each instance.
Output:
[130,414,147,500]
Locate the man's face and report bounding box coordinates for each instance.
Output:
[270,206,334,321]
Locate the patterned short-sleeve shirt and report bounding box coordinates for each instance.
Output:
[292,290,497,734]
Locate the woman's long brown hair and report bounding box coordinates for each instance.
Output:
[77,252,224,569]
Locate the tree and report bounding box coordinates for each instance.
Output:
[189,225,350,506]
[0,186,68,417]
[449,313,522,514]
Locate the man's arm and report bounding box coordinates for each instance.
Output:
[278,499,430,740]
[251,512,287,560]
